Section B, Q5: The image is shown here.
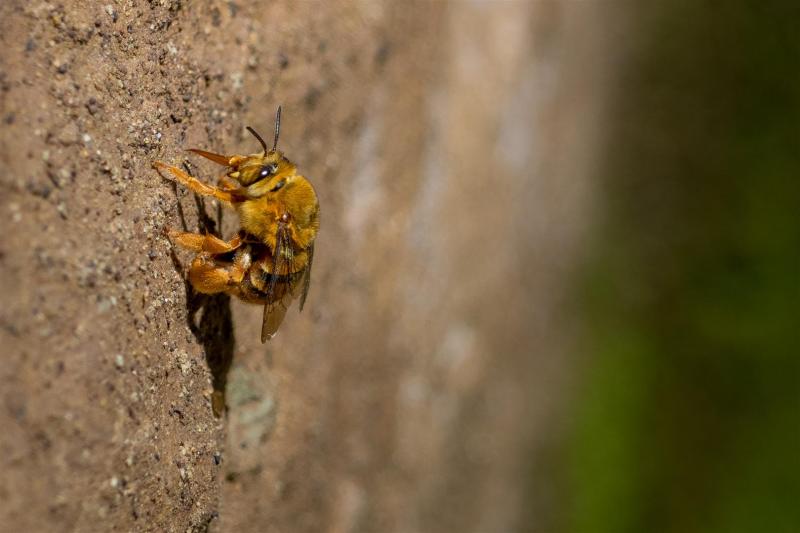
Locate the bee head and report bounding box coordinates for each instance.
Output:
[231,149,294,192]
[234,106,297,195]
[189,106,296,196]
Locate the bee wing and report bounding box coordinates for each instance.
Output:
[261,296,290,342]
[298,242,314,311]
[260,223,295,343]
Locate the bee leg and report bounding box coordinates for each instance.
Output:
[166,231,205,252]
[186,247,252,295]
[167,230,242,253]
[186,253,243,294]
[187,254,233,294]
[153,161,236,204]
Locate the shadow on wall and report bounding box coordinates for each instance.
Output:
[167,170,234,418]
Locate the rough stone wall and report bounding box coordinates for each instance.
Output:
[0,1,618,531]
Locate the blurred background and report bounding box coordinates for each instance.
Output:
[565,3,800,533]
[0,1,797,532]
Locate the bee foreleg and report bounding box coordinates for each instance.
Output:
[153,161,236,204]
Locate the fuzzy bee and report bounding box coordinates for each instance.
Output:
[154,107,319,342]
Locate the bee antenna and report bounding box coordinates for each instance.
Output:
[246,126,268,154]
[273,106,282,151]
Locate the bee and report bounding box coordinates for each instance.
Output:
[154,107,319,342]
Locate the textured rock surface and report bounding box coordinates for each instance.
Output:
[0,1,619,531]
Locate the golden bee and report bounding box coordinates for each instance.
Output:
[154,107,319,342]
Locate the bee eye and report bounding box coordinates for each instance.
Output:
[270,179,286,192]
[258,164,278,179]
